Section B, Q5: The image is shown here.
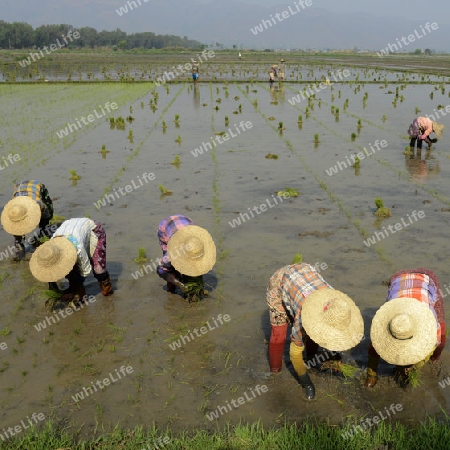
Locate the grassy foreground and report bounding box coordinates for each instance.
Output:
[1,418,450,450]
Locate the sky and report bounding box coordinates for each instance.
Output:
[239,0,450,23]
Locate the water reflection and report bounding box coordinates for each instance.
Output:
[193,85,200,111]
[405,148,440,182]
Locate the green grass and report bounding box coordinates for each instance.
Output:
[1,418,450,449]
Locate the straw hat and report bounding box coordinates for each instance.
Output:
[1,196,41,235]
[302,289,364,351]
[167,225,216,276]
[370,297,438,365]
[432,122,445,139]
[29,237,77,282]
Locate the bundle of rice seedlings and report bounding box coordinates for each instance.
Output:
[50,214,66,225]
[134,248,148,264]
[277,187,299,198]
[183,276,207,302]
[159,185,173,196]
[321,361,359,378]
[292,253,303,264]
[43,290,62,299]
[407,366,422,388]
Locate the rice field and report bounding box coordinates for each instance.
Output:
[1,52,450,447]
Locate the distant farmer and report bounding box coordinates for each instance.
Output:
[192,60,199,83]
[408,117,444,149]
[278,59,286,81]
[156,215,216,298]
[269,65,278,84]
[30,218,113,303]
[1,180,54,261]
[267,263,364,399]
[364,268,446,388]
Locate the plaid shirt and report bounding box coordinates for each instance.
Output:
[387,272,441,345]
[266,263,332,346]
[157,215,193,257]
[52,218,98,277]
[13,180,53,220]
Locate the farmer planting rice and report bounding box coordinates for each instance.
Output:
[364,268,446,388]
[269,65,277,84]
[156,215,216,300]
[1,180,54,261]
[266,262,364,399]
[29,218,113,303]
[191,60,199,83]
[408,116,444,149]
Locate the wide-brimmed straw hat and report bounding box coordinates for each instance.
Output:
[1,196,41,235]
[167,225,216,277]
[432,122,445,139]
[29,237,77,282]
[302,289,364,351]
[370,297,438,366]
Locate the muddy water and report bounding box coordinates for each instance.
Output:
[0,76,450,438]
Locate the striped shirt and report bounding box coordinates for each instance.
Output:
[387,272,441,345]
[266,263,333,346]
[13,180,53,220]
[52,218,98,277]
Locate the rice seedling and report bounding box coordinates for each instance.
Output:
[159,185,173,196]
[374,197,391,217]
[134,248,148,264]
[69,170,82,181]
[407,366,423,388]
[0,325,11,336]
[170,154,181,166]
[99,144,110,157]
[352,156,361,168]
[265,153,278,159]
[351,133,356,141]
[314,133,320,144]
[292,253,303,264]
[162,120,167,130]
[382,114,387,122]
[297,115,303,123]
[321,360,359,378]
[175,135,182,145]
[184,276,208,302]
[277,187,299,197]
[278,122,285,132]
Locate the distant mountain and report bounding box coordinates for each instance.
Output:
[2,0,450,51]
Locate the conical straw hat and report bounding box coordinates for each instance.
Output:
[302,289,364,351]
[432,122,445,139]
[29,237,77,282]
[167,225,216,277]
[370,297,438,365]
[1,196,41,235]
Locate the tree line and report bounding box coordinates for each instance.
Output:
[0,21,204,50]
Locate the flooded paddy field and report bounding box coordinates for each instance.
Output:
[1,55,450,441]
